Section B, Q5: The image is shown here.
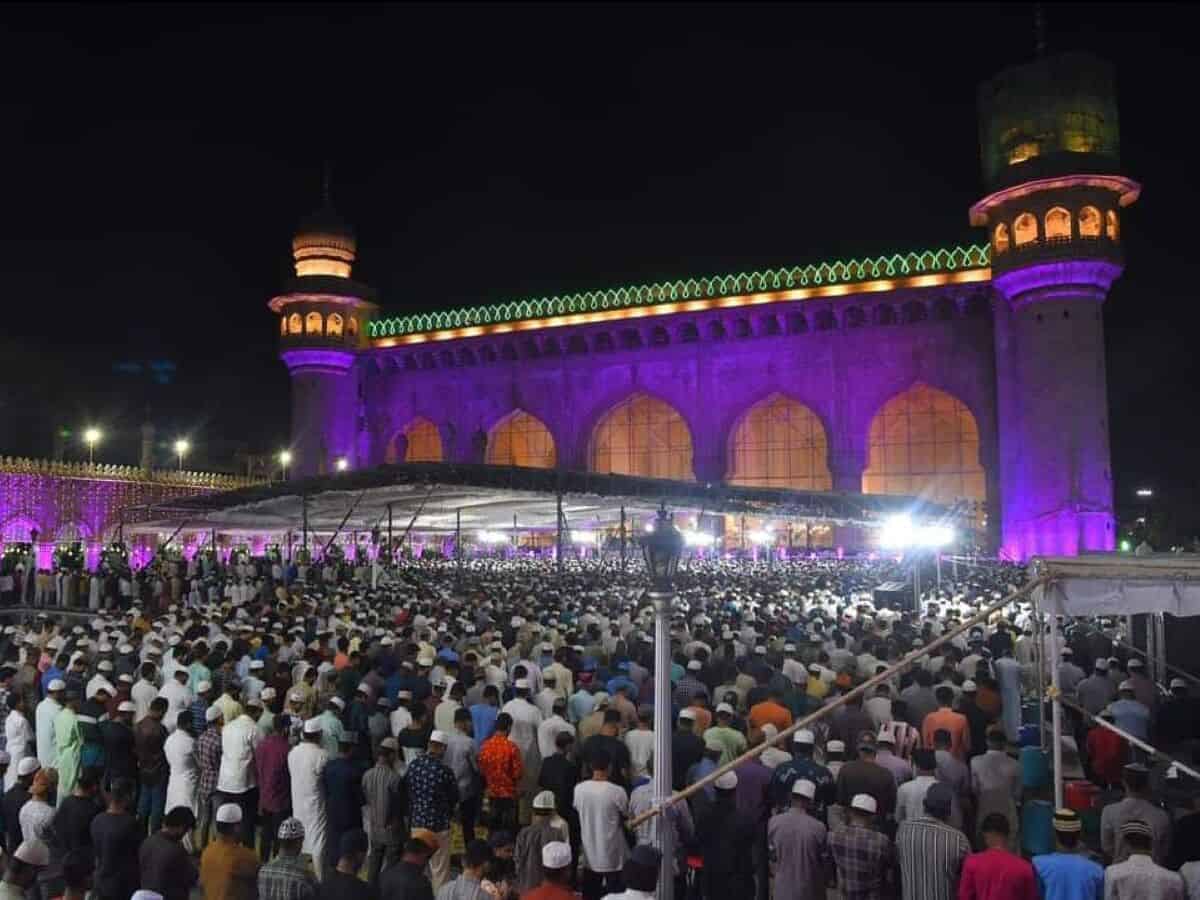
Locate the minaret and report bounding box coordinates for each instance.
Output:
[973,51,1140,557]
[269,172,377,478]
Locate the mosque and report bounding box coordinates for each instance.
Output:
[270,51,1139,561]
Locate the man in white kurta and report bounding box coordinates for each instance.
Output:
[35,683,64,769]
[288,720,330,879]
[4,697,34,789]
[164,722,199,816]
[157,669,193,733]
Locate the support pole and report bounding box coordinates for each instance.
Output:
[555,492,564,575]
[513,513,519,558]
[652,590,674,900]
[630,575,1049,827]
[1034,596,1046,754]
[301,492,309,562]
[1048,614,1064,809]
[620,506,627,572]
[387,503,393,565]
[455,508,462,583]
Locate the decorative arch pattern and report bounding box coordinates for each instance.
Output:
[1013,213,1038,246]
[862,384,986,508]
[386,418,443,464]
[1044,206,1071,240]
[590,394,693,480]
[727,395,832,491]
[1078,206,1101,238]
[288,313,303,335]
[305,311,324,335]
[327,312,344,337]
[0,517,40,543]
[993,223,1009,254]
[486,411,557,469]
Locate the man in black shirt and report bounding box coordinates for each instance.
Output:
[100,701,136,789]
[50,769,104,857]
[380,834,436,900]
[320,829,376,900]
[671,709,704,792]
[90,777,143,900]
[578,710,631,790]
[2,757,36,854]
[139,806,198,900]
[538,730,580,863]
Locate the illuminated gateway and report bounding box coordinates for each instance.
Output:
[271,52,1138,560]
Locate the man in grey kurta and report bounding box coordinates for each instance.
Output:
[1076,660,1117,715]
[767,778,830,900]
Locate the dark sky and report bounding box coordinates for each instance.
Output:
[1,3,1195,530]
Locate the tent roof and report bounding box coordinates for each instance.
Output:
[121,462,944,537]
[1033,553,1200,618]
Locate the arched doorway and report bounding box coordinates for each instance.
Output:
[862,384,986,508]
[589,394,693,480]
[727,394,832,490]
[486,411,557,469]
[386,417,444,464]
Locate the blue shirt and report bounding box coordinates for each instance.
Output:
[40,667,64,695]
[567,690,595,725]
[1108,699,1150,741]
[1032,852,1104,900]
[469,704,499,753]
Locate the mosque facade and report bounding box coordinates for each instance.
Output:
[272,52,1139,561]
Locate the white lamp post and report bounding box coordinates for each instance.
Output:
[279,450,292,481]
[174,439,190,471]
[83,427,102,464]
[640,504,684,900]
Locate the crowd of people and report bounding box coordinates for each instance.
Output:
[0,555,1193,900]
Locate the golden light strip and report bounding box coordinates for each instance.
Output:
[370,268,992,348]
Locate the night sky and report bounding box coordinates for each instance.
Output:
[1,4,1196,534]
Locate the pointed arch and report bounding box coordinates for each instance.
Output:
[486,410,557,469]
[386,417,443,464]
[589,393,693,480]
[327,312,344,337]
[0,517,41,543]
[1079,205,1101,238]
[726,394,832,491]
[305,311,324,335]
[862,384,985,507]
[1045,206,1071,240]
[287,313,303,335]
[1013,212,1038,246]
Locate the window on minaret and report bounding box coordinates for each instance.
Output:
[1044,207,1071,240]
[305,311,324,335]
[993,223,1010,254]
[288,313,303,335]
[1079,206,1102,238]
[1106,210,1120,241]
[1013,213,1037,246]
[327,313,344,337]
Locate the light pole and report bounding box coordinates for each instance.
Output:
[83,427,102,465]
[640,504,684,900]
[174,439,190,471]
[279,450,292,481]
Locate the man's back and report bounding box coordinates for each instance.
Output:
[1104,854,1184,900]
[1032,851,1103,900]
[958,847,1035,900]
[380,860,433,900]
[895,816,969,900]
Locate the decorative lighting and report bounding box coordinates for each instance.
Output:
[748,528,775,546]
[83,428,102,464]
[174,439,190,471]
[570,530,595,543]
[644,522,655,533]
[477,530,508,544]
[335,457,349,472]
[878,515,954,550]
[639,504,684,592]
[683,530,715,548]
[1135,488,1153,498]
[1120,539,1132,552]
[278,450,292,480]
[917,524,956,548]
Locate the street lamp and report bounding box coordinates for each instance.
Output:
[639,504,684,900]
[83,428,102,464]
[174,439,190,471]
[335,457,349,472]
[1136,488,1154,498]
[278,450,292,480]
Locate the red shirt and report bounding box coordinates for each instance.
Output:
[521,882,579,900]
[254,733,291,813]
[478,733,524,799]
[922,708,971,760]
[1086,726,1127,787]
[958,848,1036,900]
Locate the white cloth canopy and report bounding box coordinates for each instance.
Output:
[1032,555,1200,618]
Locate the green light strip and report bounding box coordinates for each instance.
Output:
[367,244,990,338]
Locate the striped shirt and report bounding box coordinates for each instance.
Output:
[362,761,402,844]
[895,815,970,900]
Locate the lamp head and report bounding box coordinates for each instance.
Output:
[640,504,684,591]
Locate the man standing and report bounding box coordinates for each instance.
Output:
[288,719,329,880]
[2,694,32,791]
[257,817,318,900]
[404,730,460,890]
[255,713,293,863]
[196,705,224,848]
[971,728,1021,848]
[1076,660,1116,716]
[1100,763,1171,865]
[478,713,523,835]
[363,737,403,888]
[198,803,259,900]
[768,730,834,820]
[54,689,84,807]
[217,696,262,848]
[321,732,367,877]
[828,794,894,900]
[523,841,575,900]
[1102,820,1184,900]
[895,783,969,900]
[921,687,970,761]
[767,779,829,900]
[35,679,64,769]
[1032,809,1103,900]
[957,814,1036,900]
[573,749,628,900]
[140,806,199,900]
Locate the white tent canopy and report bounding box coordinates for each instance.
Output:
[1032,554,1200,618]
